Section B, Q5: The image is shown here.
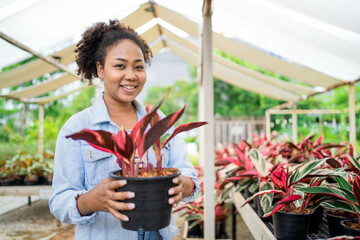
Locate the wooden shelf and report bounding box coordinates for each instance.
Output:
[230,188,276,240]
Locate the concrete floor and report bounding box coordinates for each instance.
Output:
[0,200,254,240]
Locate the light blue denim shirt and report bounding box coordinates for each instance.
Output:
[49,95,200,240]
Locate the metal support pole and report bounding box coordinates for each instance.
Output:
[199,0,215,239]
[349,83,356,154]
[38,104,44,155]
[292,104,297,143]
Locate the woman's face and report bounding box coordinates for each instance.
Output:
[97,39,146,105]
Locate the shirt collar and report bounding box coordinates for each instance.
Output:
[90,93,147,125]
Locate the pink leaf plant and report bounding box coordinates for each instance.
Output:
[66,89,208,177]
[241,157,334,217]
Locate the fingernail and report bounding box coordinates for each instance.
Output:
[127,192,135,198]
[128,203,135,209]
[119,180,127,185]
[173,203,178,208]
[173,178,178,184]
[169,198,174,204]
[168,189,174,195]
[123,216,129,221]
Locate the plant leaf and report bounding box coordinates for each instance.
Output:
[353,175,360,206]
[289,158,328,185]
[162,121,208,148]
[130,88,171,148]
[298,186,357,204]
[263,194,302,217]
[138,106,185,157]
[66,129,115,154]
[321,200,356,214]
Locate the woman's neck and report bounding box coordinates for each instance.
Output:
[103,96,138,130]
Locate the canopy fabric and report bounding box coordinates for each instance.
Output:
[0,0,359,103]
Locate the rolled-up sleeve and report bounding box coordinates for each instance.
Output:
[167,134,200,203]
[49,126,98,225]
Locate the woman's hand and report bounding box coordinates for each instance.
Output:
[76,177,135,221]
[168,175,193,207]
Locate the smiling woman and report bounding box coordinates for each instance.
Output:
[48,19,200,240]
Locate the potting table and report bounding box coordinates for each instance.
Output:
[230,188,331,240]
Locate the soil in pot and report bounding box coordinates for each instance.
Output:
[325,209,357,237]
[273,209,313,240]
[340,219,360,236]
[109,168,180,231]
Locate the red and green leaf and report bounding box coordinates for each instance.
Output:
[138,107,185,157]
[263,194,302,217]
[162,121,208,149]
[66,129,115,154]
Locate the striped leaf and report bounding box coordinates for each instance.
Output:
[335,176,353,191]
[298,186,357,204]
[249,149,271,177]
[353,175,360,207]
[289,158,328,185]
[259,182,274,213]
[321,200,356,214]
[241,189,283,207]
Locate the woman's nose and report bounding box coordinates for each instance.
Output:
[124,69,136,81]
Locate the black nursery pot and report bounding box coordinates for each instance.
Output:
[340,220,360,237]
[325,209,356,237]
[109,169,180,231]
[308,206,324,233]
[273,210,313,240]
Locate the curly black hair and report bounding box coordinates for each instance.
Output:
[75,19,152,83]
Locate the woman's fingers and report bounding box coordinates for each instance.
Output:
[168,177,185,207]
[109,179,128,190]
[108,207,130,221]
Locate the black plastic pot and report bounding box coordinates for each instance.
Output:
[308,206,324,233]
[273,210,313,240]
[186,220,231,239]
[325,209,357,237]
[340,220,360,237]
[109,169,180,231]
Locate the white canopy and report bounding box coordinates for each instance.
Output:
[0,0,359,103]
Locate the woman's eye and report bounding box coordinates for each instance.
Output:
[116,64,125,69]
[135,65,144,70]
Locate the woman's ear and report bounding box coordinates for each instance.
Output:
[96,62,104,79]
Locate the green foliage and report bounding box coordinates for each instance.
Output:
[214,78,283,116]
[145,79,198,124]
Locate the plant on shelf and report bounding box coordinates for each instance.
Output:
[299,174,360,236]
[66,89,208,231]
[241,156,342,240]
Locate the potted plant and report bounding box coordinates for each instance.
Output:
[299,174,360,237]
[66,91,208,231]
[241,157,332,240]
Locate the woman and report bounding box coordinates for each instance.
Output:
[49,19,200,240]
